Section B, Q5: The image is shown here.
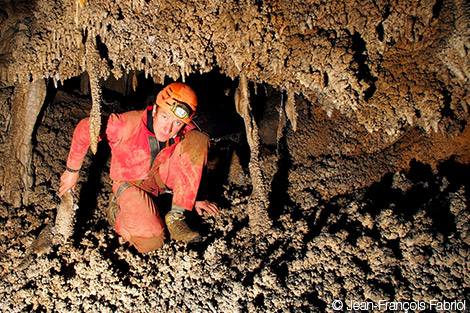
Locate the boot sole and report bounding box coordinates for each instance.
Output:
[188,235,202,244]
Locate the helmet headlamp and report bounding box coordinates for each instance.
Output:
[168,99,194,120]
[156,83,197,124]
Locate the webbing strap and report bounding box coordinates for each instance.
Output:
[115,178,171,202]
[147,109,160,167]
[115,179,161,202]
[146,108,173,193]
[148,135,160,167]
[147,108,155,133]
[116,181,131,201]
[114,109,175,202]
[147,165,170,192]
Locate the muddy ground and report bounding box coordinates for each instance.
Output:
[0,74,470,313]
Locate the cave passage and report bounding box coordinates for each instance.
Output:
[1,0,469,311]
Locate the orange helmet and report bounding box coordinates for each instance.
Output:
[156,82,197,124]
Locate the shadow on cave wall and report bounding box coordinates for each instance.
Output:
[298,157,470,251]
[360,158,470,237]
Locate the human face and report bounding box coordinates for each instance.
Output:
[153,107,185,142]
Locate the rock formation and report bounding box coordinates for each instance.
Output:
[0,0,469,312]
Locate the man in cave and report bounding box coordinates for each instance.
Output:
[58,82,219,253]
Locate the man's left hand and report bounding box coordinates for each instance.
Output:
[194,200,219,216]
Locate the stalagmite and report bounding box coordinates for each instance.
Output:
[18,188,78,266]
[235,73,272,233]
[54,191,79,243]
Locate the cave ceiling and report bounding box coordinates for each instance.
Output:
[0,0,468,135]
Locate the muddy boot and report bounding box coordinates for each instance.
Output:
[165,207,201,243]
[106,194,119,227]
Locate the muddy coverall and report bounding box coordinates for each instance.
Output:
[65,106,209,252]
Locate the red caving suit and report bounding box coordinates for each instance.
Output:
[65,106,209,252]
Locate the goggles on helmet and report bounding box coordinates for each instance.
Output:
[167,98,194,120]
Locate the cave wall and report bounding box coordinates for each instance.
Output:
[0,0,469,206]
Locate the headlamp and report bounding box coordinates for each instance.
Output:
[168,99,194,120]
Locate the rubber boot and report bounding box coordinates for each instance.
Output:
[165,207,201,243]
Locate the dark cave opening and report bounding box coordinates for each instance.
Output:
[52,67,249,152]
[376,23,384,42]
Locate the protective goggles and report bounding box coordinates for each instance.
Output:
[167,99,194,120]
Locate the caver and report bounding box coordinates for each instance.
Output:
[59,82,220,253]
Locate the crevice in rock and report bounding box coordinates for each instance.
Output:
[350,31,377,101]
[440,87,454,119]
[376,22,384,42]
[95,35,113,69]
[267,127,293,227]
[433,0,444,19]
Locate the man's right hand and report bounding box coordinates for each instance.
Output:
[58,170,79,197]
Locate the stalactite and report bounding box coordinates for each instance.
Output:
[276,88,297,143]
[285,88,297,131]
[85,38,102,155]
[235,73,272,233]
[132,71,138,92]
[74,1,79,26]
[277,91,287,142]
[0,79,46,207]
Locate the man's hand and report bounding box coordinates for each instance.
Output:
[194,200,219,216]
[58,170,79,197]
